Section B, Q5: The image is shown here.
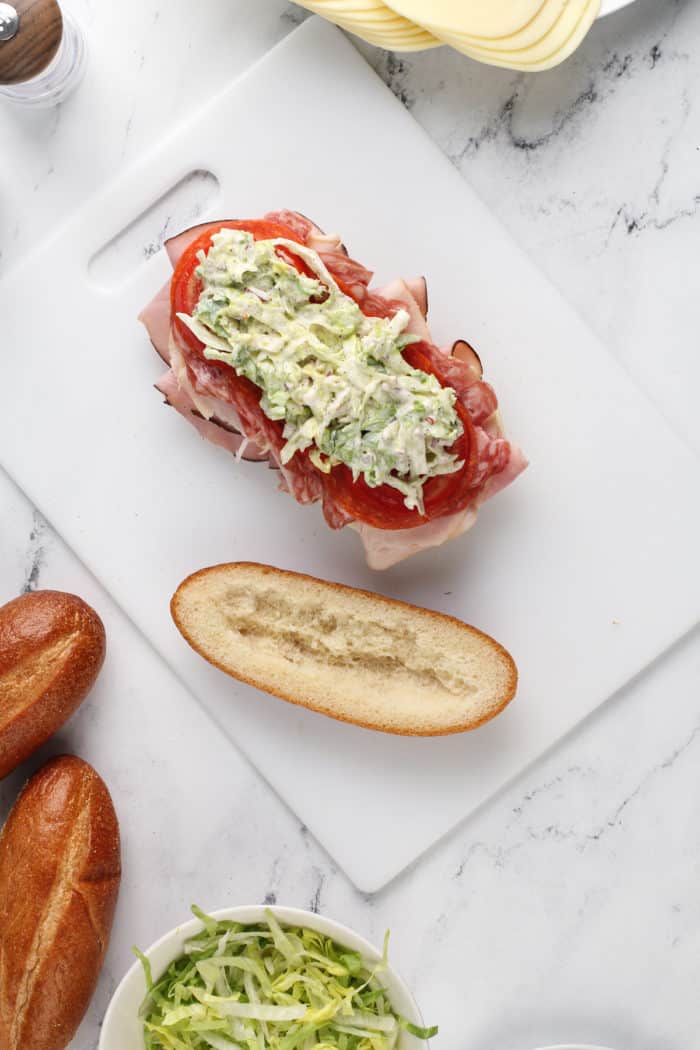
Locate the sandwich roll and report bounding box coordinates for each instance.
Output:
[0,755,121,1050]
[0,590,106,779]
[171,562,518,736]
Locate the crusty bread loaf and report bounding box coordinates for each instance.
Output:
[0,755,121,1050]
[0,591,106,779]
[171,562,517,735]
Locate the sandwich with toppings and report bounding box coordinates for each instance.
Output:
[139,210,526,569]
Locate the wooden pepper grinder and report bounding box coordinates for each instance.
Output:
[0,0,86,106]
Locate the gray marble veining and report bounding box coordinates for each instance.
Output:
[1,2,700,1047]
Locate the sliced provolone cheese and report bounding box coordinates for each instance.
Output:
[296,0,441,48]
[299,0,600,68]
[340,21,441,50]
[383,0,549,37]
[448,0,599,69]
[356,27,441,49]
[442,0,595,58]
[388,0,569,51]
[430,0,569,51]
[307,0,413,21]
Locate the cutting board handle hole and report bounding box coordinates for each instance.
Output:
[88,169,220,289]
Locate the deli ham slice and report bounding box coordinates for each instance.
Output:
[138,279,172,364]
[164,222,225,268]
[156,370,247,457]
[156,363,269,463]
[404,276,428,318]
[139,211,526,569]
[353,507,479,571]
[451,339,482,378]
[372,279,431,341]
[357,440,526,570]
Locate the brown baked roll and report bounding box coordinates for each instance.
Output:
[0,755,121,1050]
[0,590,106,779]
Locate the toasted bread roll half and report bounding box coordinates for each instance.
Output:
[171,562,517,736]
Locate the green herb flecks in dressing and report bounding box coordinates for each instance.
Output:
[178,228,463,513]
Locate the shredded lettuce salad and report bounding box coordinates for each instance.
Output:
[178,228,463,514]
[135,907,437,1050]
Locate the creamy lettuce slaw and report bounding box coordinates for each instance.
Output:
[135,907,437,1050]
[178,228,463,514]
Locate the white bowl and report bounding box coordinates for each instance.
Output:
[100,905,428,1050]
[533,1045,617,1050]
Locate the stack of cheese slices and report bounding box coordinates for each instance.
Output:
[295,0,602,71]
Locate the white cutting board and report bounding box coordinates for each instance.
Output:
[600,0,637,14]
[1,18,698,892]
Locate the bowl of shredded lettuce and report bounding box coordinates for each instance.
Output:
[99,905,437,1050]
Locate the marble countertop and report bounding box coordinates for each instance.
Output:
[2,1,700,1048]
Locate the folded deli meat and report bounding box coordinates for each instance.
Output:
[139,211,526,568]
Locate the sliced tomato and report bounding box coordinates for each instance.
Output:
[170,223,478,529]
[171,218,311,357]
[322,345,478,530]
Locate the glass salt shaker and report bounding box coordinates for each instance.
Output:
[0,0,86,107]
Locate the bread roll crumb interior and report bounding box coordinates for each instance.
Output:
[172,563,517,735]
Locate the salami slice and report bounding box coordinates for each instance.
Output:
[263,209,315,241]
